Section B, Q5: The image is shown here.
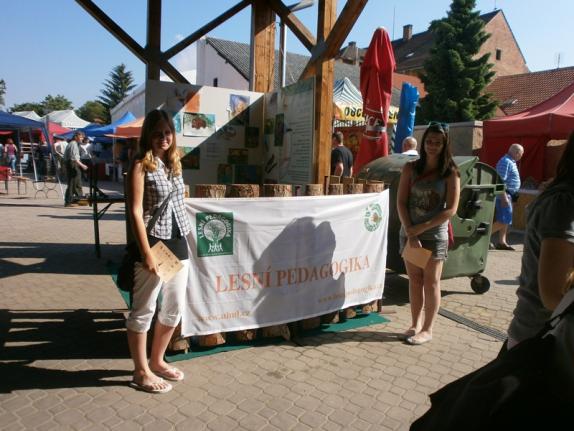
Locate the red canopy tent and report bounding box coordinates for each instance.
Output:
[481,81,574,182]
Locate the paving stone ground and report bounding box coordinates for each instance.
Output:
[0,180,524,430]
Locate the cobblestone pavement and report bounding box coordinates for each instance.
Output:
[0,182,523,430]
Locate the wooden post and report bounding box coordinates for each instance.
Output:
[313,0,336,183]
[250,0,275,92]
[194,184,228,347]
[226,184,259,342]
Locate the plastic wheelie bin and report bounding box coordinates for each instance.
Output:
[357,154,505,293]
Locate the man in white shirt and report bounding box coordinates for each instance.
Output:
[402,137,419,156]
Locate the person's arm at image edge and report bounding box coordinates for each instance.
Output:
[538,238,574,310]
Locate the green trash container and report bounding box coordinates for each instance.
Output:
[358,154,505,293]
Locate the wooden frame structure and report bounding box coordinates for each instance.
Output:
[75,0,369,182]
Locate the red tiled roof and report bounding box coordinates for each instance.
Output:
[487,66,574,115]
[392,72,426,97]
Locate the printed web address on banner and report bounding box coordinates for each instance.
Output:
[197,310,251,322]
[317,283,384,304]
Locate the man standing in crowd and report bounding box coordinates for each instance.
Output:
[64,131,88,207]
[330,131,353,177]
[492,143,524,250]
[401,136,419,156]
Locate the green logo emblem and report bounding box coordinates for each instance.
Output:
[364,204,382,232]
[197,212,233,257]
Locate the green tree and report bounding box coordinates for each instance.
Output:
[418,0,497,123]
[10,102,45,116]
[98,64,135,122]
[76,100,107,124]
[42,94,73,113]
[0,79,6,109]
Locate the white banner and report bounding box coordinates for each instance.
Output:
[182,191,389,336]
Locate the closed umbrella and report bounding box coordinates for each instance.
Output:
[354,27,395,173]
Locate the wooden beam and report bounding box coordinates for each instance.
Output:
[76,0,188,84]
[163,0,251,60]
[313,0,336,183]
[300,0,368,79]
[268,0,316,52]
[146,0,162,81]
[75,0,147,62]
[250,0,276,92]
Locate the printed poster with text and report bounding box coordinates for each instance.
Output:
[264,78,315,185]
[182,191,389,336]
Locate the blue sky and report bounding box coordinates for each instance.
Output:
[1,0,572,110]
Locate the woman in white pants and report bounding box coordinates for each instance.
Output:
[126,109,192,394]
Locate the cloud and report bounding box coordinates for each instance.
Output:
[172,43,197,72]
[175,33,185,42]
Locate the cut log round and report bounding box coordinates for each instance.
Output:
[195,184,226,198]
[305,184,324,196]
[227,184,260,198]
[263,184,292,197]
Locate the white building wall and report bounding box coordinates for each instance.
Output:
[110,84,146,122]
[196,37,248,90]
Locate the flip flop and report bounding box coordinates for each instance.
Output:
[406,333,432,346]
[129,378,172,394]
[151,367,185,382]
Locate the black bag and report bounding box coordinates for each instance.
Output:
[510,191,520,202]
[116,242,140,292]
[116,186,174,292]
[411,299,574,431]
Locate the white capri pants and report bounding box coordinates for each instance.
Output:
[126,259,190,333]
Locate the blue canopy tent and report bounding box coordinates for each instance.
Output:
[84,112,136,138]
[0,111,51,181]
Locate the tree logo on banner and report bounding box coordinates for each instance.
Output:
[364,204,382,232]
[197,212,234,257]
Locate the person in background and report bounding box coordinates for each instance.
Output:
[506,132,574,350]
[0,140,4,160]
[126,109,191,394]
[397,122,461,345]
[5,138,18,173]
[63,131,87,207]
[330,131,353,177]
[53,136,68,177]
[402,136,419,156]
[491,143,524,251]
[79,136,92,182]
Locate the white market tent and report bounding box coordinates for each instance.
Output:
[13,110,42,121]
[42,110,90,129]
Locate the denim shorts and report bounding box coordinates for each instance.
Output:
[495,194,513,225]
[399,236,448,261]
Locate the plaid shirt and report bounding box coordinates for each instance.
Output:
[143,158,191,239]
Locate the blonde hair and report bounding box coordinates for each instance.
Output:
[137,109,182,176]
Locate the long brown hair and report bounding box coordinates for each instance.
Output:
[136,109,181,176]
[414,123,459,178]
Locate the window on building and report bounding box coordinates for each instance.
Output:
[496,49,502,61]
[213,78,218,87]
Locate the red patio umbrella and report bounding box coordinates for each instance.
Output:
[354,27,395,173]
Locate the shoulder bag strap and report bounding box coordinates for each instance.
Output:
[146,172,175,234]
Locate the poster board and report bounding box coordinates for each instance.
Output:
[145,80,265,188]
[263,78,315,186]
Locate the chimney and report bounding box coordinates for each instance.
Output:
[403,24,413,42]
[348,41,358,64]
